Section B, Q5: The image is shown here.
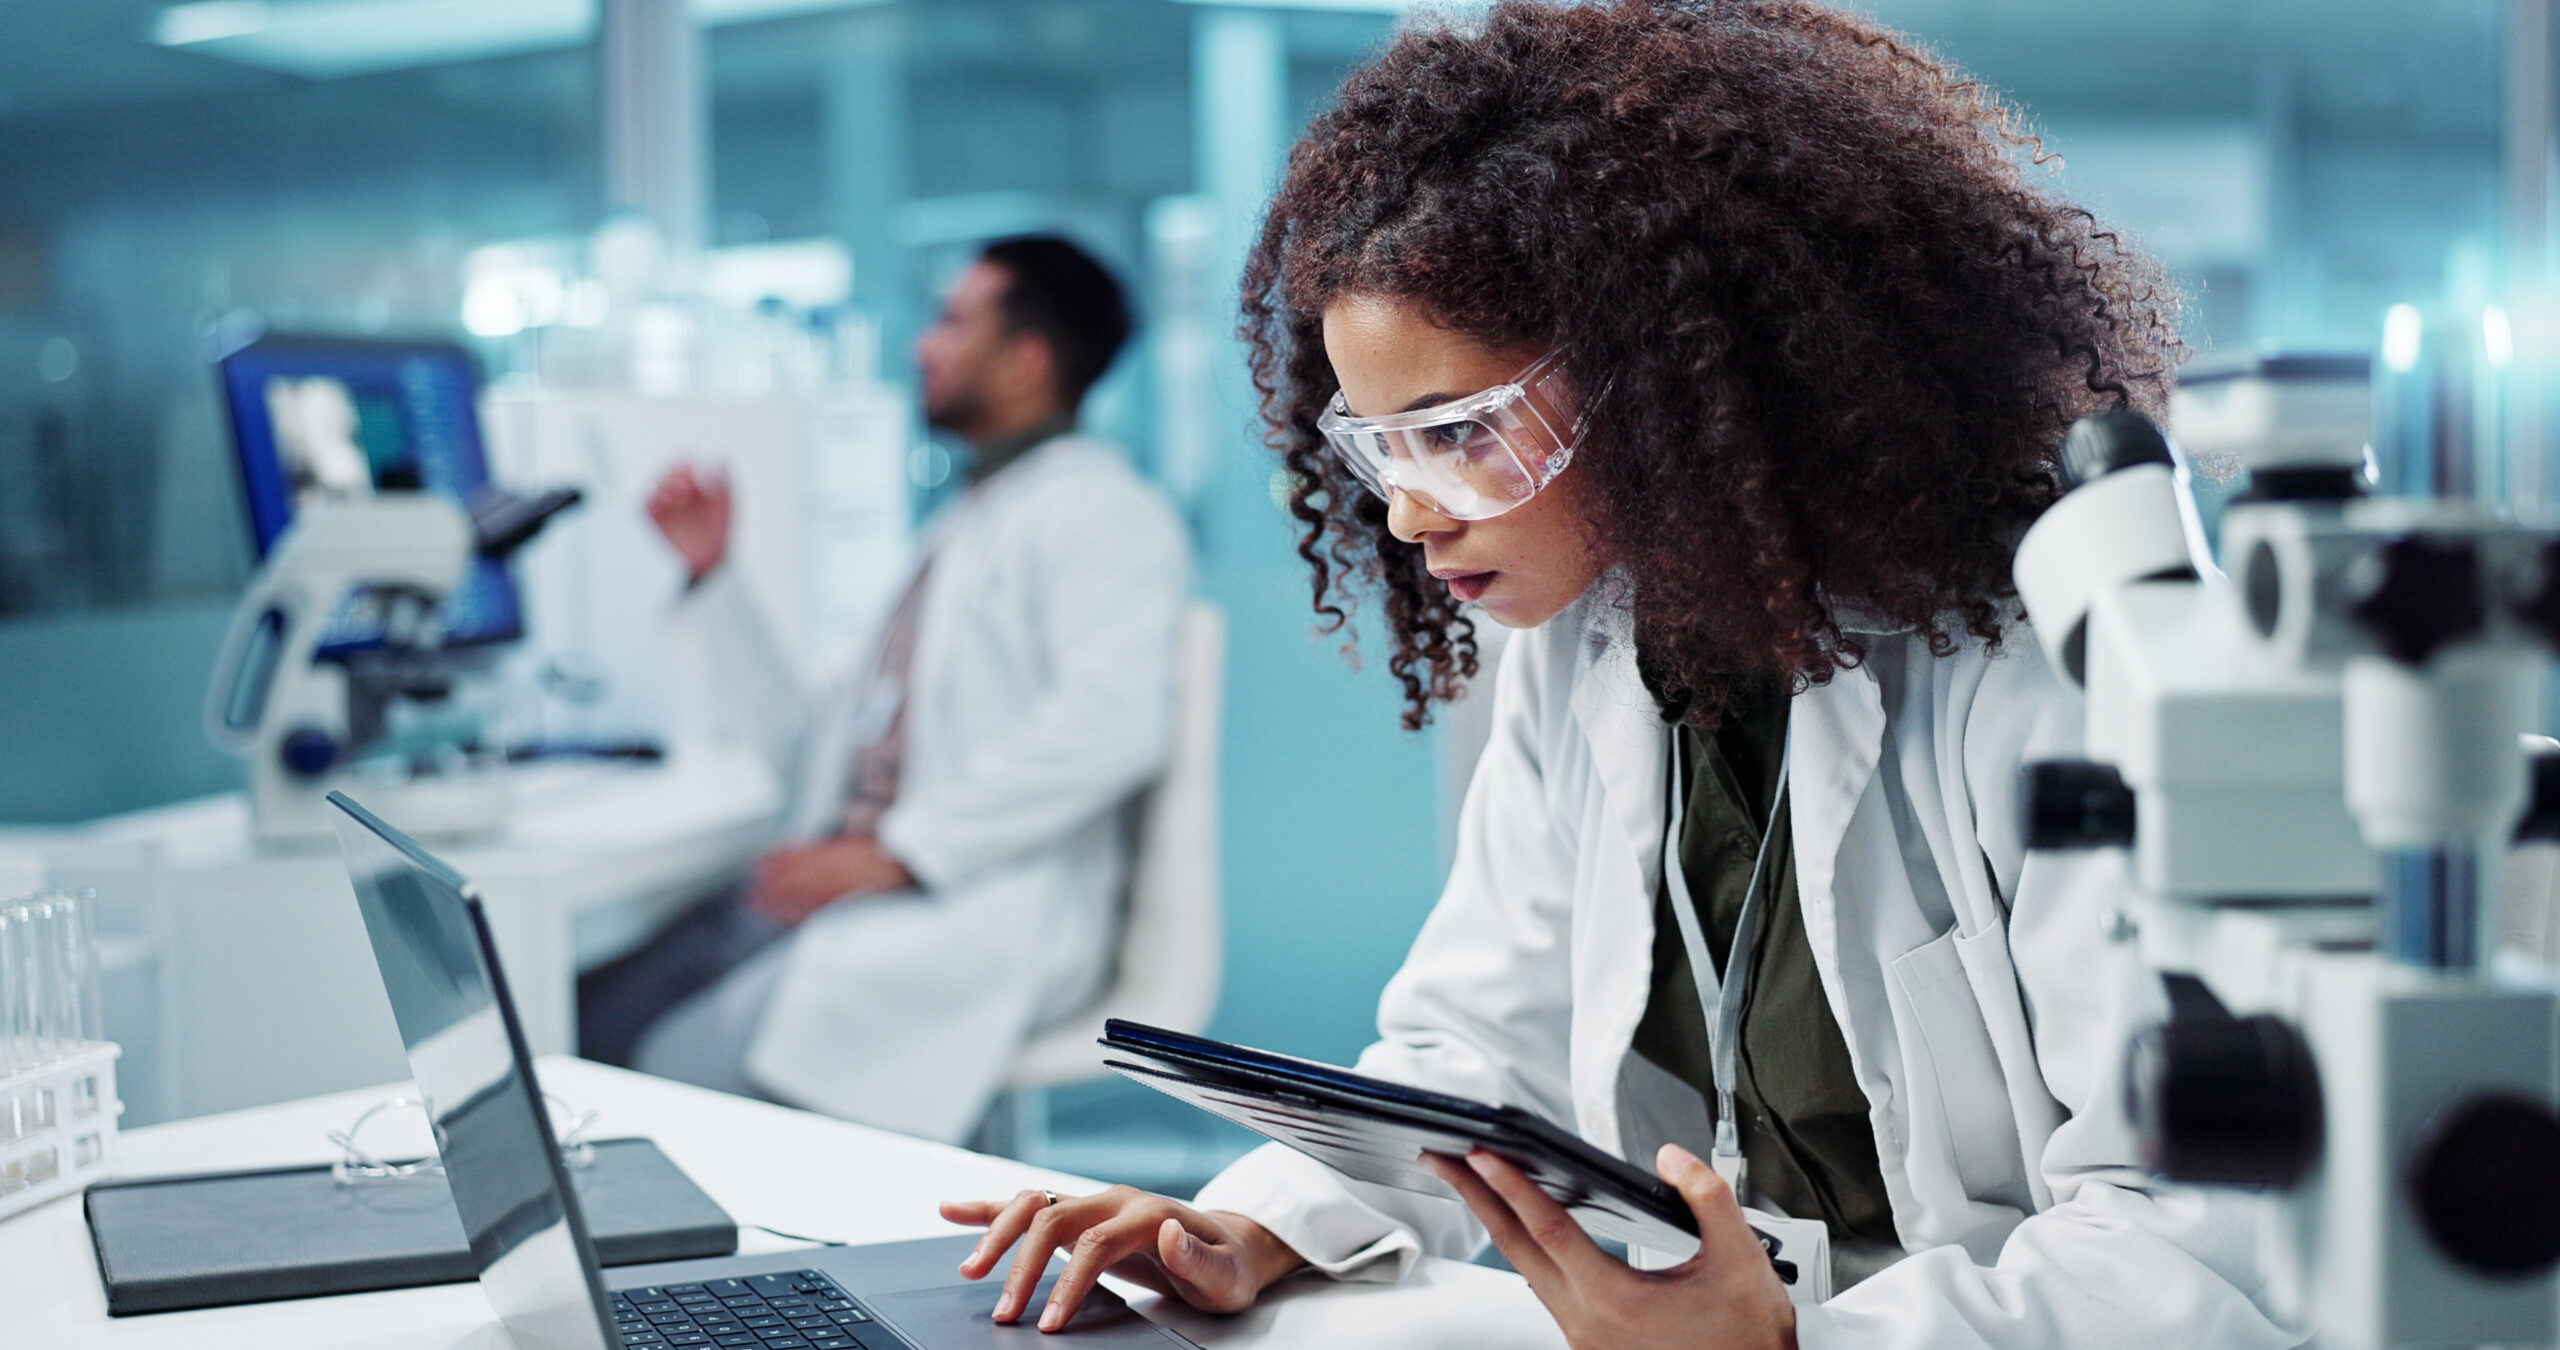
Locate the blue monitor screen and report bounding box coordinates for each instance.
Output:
[218,334,523,658]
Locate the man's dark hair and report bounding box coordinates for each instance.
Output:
[979,234,1134,409]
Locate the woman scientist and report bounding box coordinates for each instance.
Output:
[945,2,2299,1346]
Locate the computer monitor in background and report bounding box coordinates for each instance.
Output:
[216,332,525,660]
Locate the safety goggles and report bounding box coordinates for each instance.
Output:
[1316,351,1580,521]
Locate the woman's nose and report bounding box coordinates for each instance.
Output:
[1385,486,1458,542]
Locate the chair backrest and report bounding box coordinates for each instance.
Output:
[1004,601,1225,1089]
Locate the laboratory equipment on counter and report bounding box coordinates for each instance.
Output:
[0,889,121,1226]
[2014,353,2560,1350]
[203,487,581,846]
[204,333,582,847]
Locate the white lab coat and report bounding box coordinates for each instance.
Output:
[1193,585,2304,1349]
[668,433,1190,1142]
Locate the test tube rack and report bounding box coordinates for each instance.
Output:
[0,1041,120,1224]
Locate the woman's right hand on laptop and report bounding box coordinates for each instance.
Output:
[940,1186,1304,1331]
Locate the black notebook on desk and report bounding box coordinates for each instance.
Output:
[85,1136,737,1316]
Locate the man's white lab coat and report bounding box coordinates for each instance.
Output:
[669,433,1190,1142]
[1193,586,2304,1348]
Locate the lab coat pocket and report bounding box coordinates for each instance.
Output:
[1885,929,2032,1246]
[1953,923,2063,1211]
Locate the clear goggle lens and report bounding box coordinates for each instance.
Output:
[1317,353,1579,521]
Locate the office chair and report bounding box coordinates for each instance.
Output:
[986,602,1225,1161]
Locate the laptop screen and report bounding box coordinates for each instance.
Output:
[329,790,619,1350]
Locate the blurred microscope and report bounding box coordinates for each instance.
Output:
[2017,352,2560,1349]
[196,223,920,849]
[202,334,581,848]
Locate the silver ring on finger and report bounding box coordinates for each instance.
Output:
[1040,1190,1060,1207]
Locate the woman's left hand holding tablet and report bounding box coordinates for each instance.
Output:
[1420,1143,1797,1350]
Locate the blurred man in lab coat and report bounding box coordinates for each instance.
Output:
[578,235,1190,1143]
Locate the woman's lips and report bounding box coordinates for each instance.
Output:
[1438,570,1495,602]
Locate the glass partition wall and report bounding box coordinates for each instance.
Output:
[0,0,2516,619]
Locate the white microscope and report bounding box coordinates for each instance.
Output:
[2014,355,2560,1349]
[201,333,590,849]
[203,484,581,849]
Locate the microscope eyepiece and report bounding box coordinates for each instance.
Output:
[2020,760,2136,851]
[2059,410,2177,490]
[2407,1094,2560,1279]
[2127,1002,2323,1191]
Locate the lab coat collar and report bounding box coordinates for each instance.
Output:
[966,427,1083,496]
[1556,568,1910,902]
[1562,583,1671,912]
[892,434,1095,590]
[965,415,1077,484]
[923,430,1099,542]
[1783,655,1889,1099]
[1828,598,1910,637]
[1557,576,1897,900]
[1558,579,1893,1171]
[1558,591,1666,1157]
[1826,593,2032,642]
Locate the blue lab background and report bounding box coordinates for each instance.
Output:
[0,0,2535,1184]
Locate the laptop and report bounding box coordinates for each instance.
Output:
[326,790,1195,1350]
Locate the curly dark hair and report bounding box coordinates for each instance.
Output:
[1243,0,2183,729]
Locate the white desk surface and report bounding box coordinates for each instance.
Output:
[19,751,786,1121]
[67,748,780,938]
[4,1057,1566,1350]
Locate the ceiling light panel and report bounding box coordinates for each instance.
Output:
[154,0,886,79]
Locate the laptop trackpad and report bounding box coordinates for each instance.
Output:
[866,1274,1175,1347]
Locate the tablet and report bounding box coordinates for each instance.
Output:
[1100,1019,1797,1286]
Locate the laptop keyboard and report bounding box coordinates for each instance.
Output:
[612,1271,907,1350]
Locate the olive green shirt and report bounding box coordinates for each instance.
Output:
[1629,684,1899,1246]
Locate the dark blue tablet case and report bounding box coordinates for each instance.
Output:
[85,1136,737,1316]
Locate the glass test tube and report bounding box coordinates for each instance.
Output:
[20,897,58,1066]
[0,904,19,1078]
[73,890,102,1049]
[39,889,96,1051]
[28,898,56,1128]
[0,905,19,1142]
[47,890,102,1120]
[1,902,31,1069]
